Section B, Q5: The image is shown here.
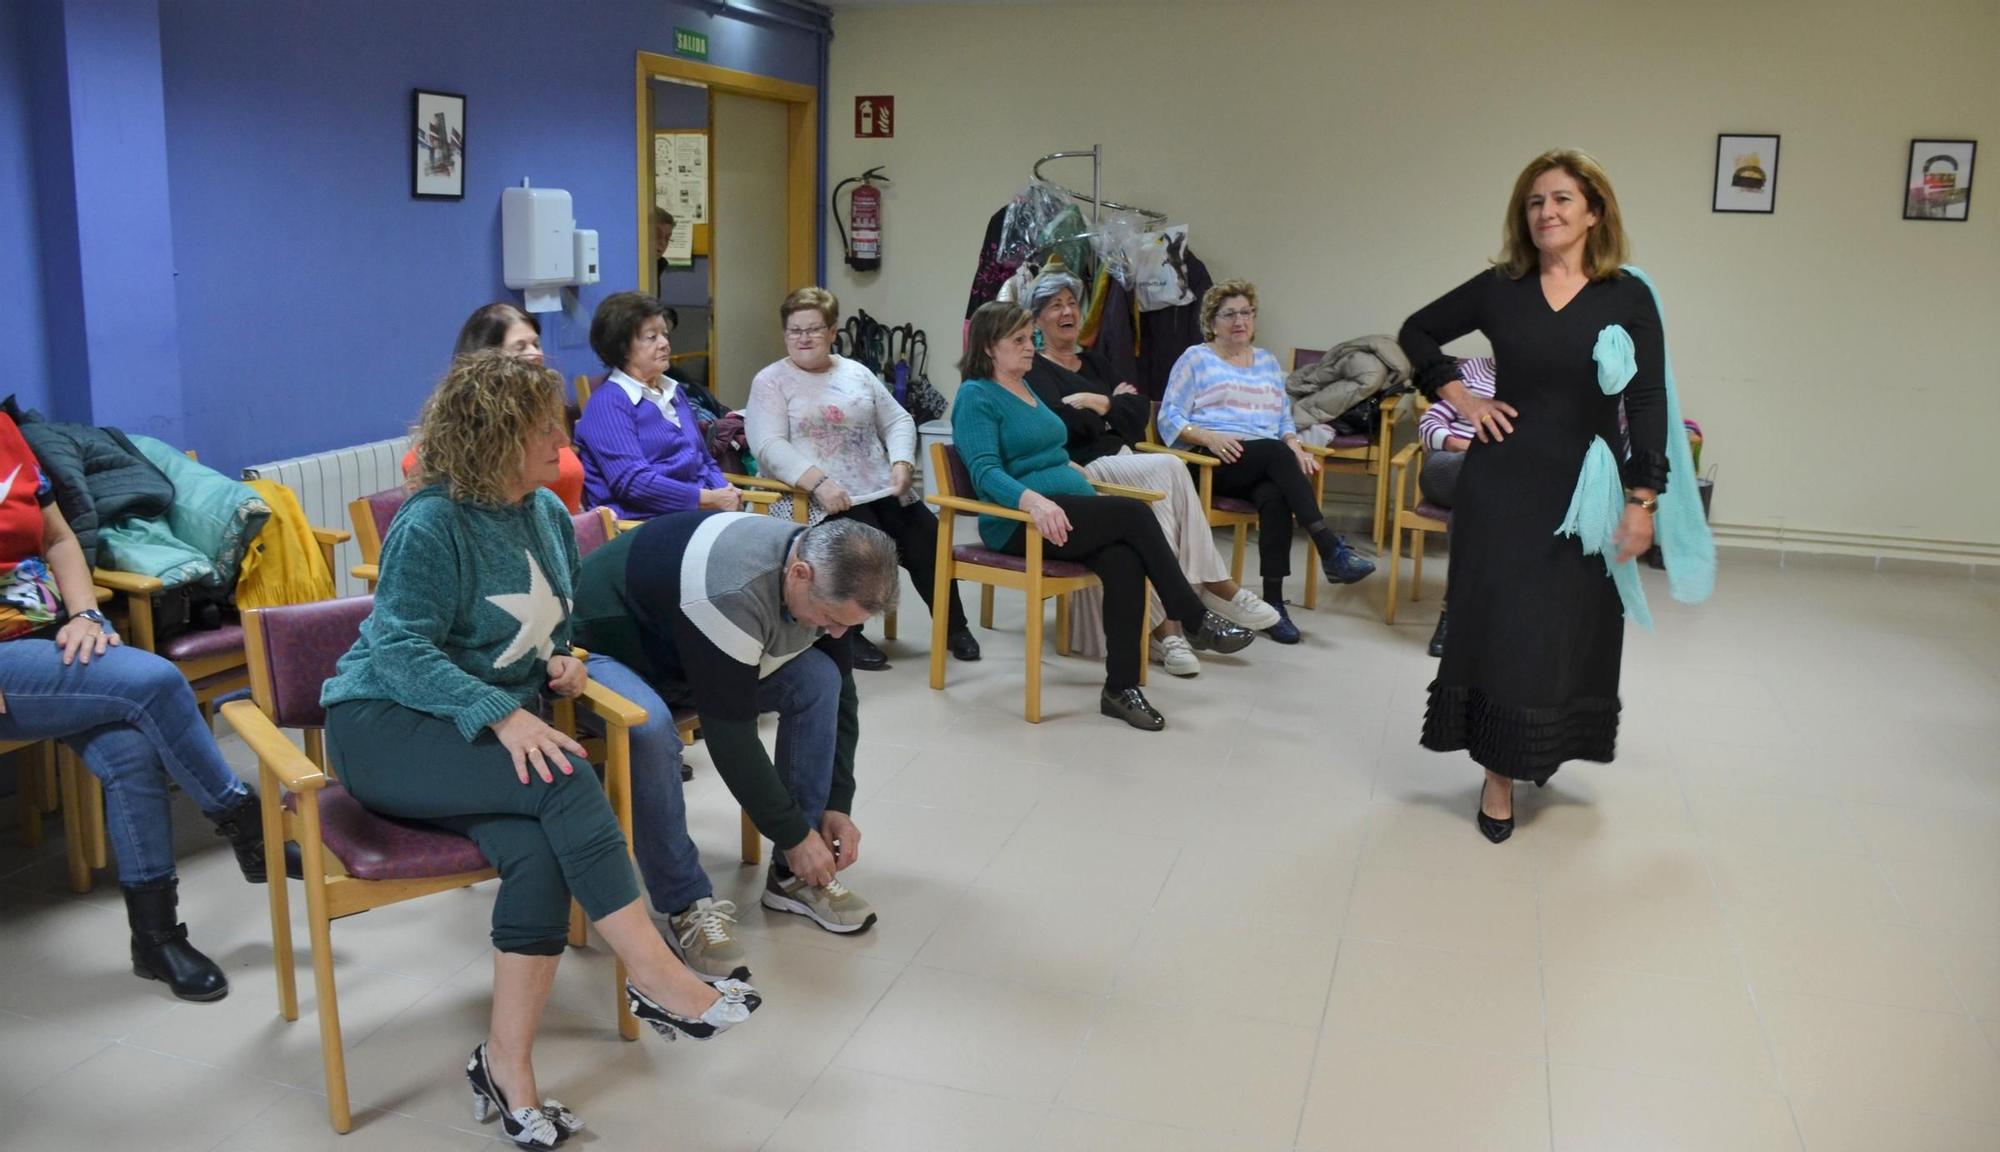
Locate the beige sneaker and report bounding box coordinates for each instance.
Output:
[760,866,877,935]
[667,897,751,982]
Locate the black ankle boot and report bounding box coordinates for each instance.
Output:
[125,878,228,1002]
[211,789,302,883]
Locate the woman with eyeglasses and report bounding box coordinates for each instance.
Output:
[1159,279,1376,644]
[745,287,978,670]
[575,292,744,520]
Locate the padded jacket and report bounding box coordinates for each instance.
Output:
[0,397,174,567]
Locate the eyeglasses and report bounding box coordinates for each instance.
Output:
[784,325,829,341]
[1215,308,1257,323]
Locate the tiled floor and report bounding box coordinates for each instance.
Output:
[3,542,1998,1150]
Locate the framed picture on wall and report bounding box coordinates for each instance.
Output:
[412,89,466,200]
[1713,133,1779,213]
[1903,139,1976,221]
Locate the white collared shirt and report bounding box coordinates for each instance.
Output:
[609,367,681,427]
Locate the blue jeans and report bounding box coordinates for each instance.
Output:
[586,649,840,915]
[0,641,250,885]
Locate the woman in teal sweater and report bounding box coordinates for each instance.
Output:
[951,303,1255,730]
[321,352,758,1149]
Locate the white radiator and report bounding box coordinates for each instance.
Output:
[243,436,411,597]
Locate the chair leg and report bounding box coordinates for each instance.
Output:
[567,902,587,948]
[929,548,953,692]
[979,584,995,630]
[1373,461,1390,552]
[58,753,91,894]
[1229,525,1247,583]
[297,800,352,1134]
[82,769,107,870]
[1412,530,1425,601]
[1025,595,1044,724]
[1303,531,1320,611]
[1054,592,1071,657]
[18,742,53,848]
[882,610,897,643]
[261,764,299,1023]
[740,810,761,866]
[1385,524,1402,625]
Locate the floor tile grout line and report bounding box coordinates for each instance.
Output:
[1289,831,1367,1150]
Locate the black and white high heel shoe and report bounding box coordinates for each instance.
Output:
[467,1043,568,1148]
[626,976,761,1041]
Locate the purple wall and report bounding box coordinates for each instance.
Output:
[0,2,50,417]
[157,0,820,476]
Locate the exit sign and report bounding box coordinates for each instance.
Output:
[673,27,708,60]
[855,95,894,138]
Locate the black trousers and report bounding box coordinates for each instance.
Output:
[839,495,968,632]
[1002,494,1205,691]
[1205,438,1325,580]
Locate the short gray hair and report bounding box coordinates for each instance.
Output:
[1027,269,1085,316]
[796,517,901,615]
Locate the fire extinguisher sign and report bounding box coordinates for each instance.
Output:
[854,96,894,139]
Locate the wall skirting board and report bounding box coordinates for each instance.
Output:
[1709,521,2000,569]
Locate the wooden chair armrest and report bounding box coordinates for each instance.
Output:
[577,677,647,730]
[311,527,352,547]
[725,472,796,494]
[1135,442,1214,466]
[1390,443,1421,468]
[349,563,379,583]
[616,519,644,533]
[926,493,1032,523]
[1090,482,1164,503]
[218,700,327,793]
[92,567,163,595]
[740,489,779,508]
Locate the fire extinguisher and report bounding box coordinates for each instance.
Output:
[832,167,889,272]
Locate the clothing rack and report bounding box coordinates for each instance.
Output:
[1032,145,1167,225]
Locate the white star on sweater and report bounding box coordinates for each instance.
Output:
[487,549,566,669]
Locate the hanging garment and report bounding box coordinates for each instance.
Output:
[1132,225,1196,311]
[1133,248,1212,400]
[237,478,335,608]
[1084,274,1141,396]
[965,206,1018,319]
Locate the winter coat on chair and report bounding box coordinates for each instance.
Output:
[1284,335,1413,430]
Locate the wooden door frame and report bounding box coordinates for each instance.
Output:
[637,52,817,394]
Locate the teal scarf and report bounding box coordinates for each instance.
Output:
[1555,265,1715,629]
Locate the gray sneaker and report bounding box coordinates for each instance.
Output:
[667,897,751,983]
[760,866,878,935]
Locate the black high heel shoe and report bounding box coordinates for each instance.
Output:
[1476,778,1514,844]
[467,1043,568,1148]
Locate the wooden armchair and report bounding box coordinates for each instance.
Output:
[224,596,649,1134]
[1383,443,1451,624]
[924,443,1153,723]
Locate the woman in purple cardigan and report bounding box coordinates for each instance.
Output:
[575,292,744,519]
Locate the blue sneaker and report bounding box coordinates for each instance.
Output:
[1263,601,1301,644]
[1323,535,1377,585]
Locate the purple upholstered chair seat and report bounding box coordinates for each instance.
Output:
[1415,501,1453,522]
[285,785,491,881]
[162,624,246,662]
[1327,433,1372,450]
[1211,495,1256,515]
[951,544,1091,580]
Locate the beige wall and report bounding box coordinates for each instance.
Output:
[713,92,792,408]
[827,0,2000,560]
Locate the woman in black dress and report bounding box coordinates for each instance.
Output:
[1398,149,1667,844]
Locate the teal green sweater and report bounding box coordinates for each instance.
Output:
[321,487,579,740]
[950,377,1096,549]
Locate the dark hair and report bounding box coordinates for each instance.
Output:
[453,302,539,359]
[589,291,671,371]
[796,518,901,615]
[958,301,1032,381]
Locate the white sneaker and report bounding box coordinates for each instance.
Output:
[1200,587,1281,631]
[1154,634,1201,677]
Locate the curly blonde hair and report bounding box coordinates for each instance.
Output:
[1497,149,1629,280]
[1199,279,1258,340]
[409,349,566,506]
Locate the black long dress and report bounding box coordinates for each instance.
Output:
[1398,269,1670,782]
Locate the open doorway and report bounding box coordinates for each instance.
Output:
[637,52,816,407]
